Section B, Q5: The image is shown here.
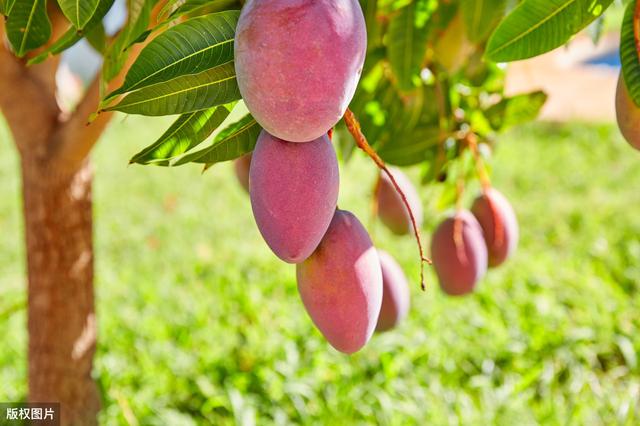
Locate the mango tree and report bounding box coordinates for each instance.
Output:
[0,0,633,424]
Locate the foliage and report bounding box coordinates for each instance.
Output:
[1,0,626,194]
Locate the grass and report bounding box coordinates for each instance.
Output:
[0,116,639,425]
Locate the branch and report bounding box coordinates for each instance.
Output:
[0,21,59,152]
[343,108,431,291]
[50,2,165,174]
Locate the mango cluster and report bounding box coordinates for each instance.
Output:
[233,0,411,354]
[431,188,519,295]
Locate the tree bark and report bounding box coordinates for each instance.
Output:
[21,156,99,426]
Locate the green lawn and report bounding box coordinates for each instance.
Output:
[1,116,639,425]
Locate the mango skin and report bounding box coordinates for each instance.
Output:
[235,0,367,142]
[297,210,382,354]
[375,168,423,235]
[615,73,640,150]
[375,250,410,332]
[250,130,339,263]
[234,153,252,193]
[431,211,488,296]
[471,188,518,267]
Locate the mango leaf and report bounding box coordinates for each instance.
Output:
[130,104,234,165]
[103,0,155,83]
[86,22,107,53]
[6,0,51,57]
[620,0,640,107]
[104,61,241,116]
[174,114,261,166]
[0,0,16,15]
[378,127,441,166]
[57,0,100,30]
[27,0,114,64]
[485,90,548,130]
[105,10,239,101]
[485,0,613,62]
[387,0,432,92]
[461,0,507,42]
[360,0,381,50]
[164,0,238,20]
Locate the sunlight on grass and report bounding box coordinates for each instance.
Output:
[0,116,639,424]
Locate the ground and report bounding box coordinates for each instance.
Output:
[0,116,639,425]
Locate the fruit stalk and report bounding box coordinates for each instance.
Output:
[464,132,504,247]
[343,108,431,290]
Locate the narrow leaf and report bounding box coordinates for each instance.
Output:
[461,0,507,42]
[620,0,640,107]
[0,0,16,15]
[6,0,51,57]
[130,104,234,165]
[57,0,100,29]
[174,114,261,166]
[166,0,238,19]
[27,0,114,64]
[106,10,239,100]
[105,61,241,116]
[485,91,548,130]
[387,0,432,92]
[485,0,613,62]
[103,0,154,83]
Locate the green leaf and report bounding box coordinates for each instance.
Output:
[485,91,547,130]
[6,0,51,57]
[106,10,239,101]
[461,0,507,42]
[620,0,640,107]
[103,0,155,83]
[387,0,432,92]
[105,61,241,116]
[485,0,613,62]
[174,114,261,166]
[27,0,114,64]
[360,0,381,50]
[130,104,235,165]
[86,22,107,53]
[57,0,100,29]
[164,0,238,19]
[0,0,16,15]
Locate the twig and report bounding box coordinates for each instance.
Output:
[343,108,431,291]
[464,132,503,248]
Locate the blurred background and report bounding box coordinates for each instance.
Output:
[1,2,640,425]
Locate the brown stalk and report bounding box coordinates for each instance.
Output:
[343,108,431,291]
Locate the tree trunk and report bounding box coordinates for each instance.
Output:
[21,155,99,426]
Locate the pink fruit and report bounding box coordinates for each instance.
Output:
[234,153,252,192]
[235,0,367,142]
[431,211,487,296]
[375,168,423,235]
[297,210,382,354]
[471,188,518,267]
[249,130,339,263]
[375,250,410,332]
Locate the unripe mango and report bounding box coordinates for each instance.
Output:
[234,153,252,193]
[375,168,423,235]
[250,130,339,263]
[471,188,518,267]
[297,210,382,354]
[615,73,640,150]
[375,250,410,332]
[235,0,367,142]
[431,211,487,296]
